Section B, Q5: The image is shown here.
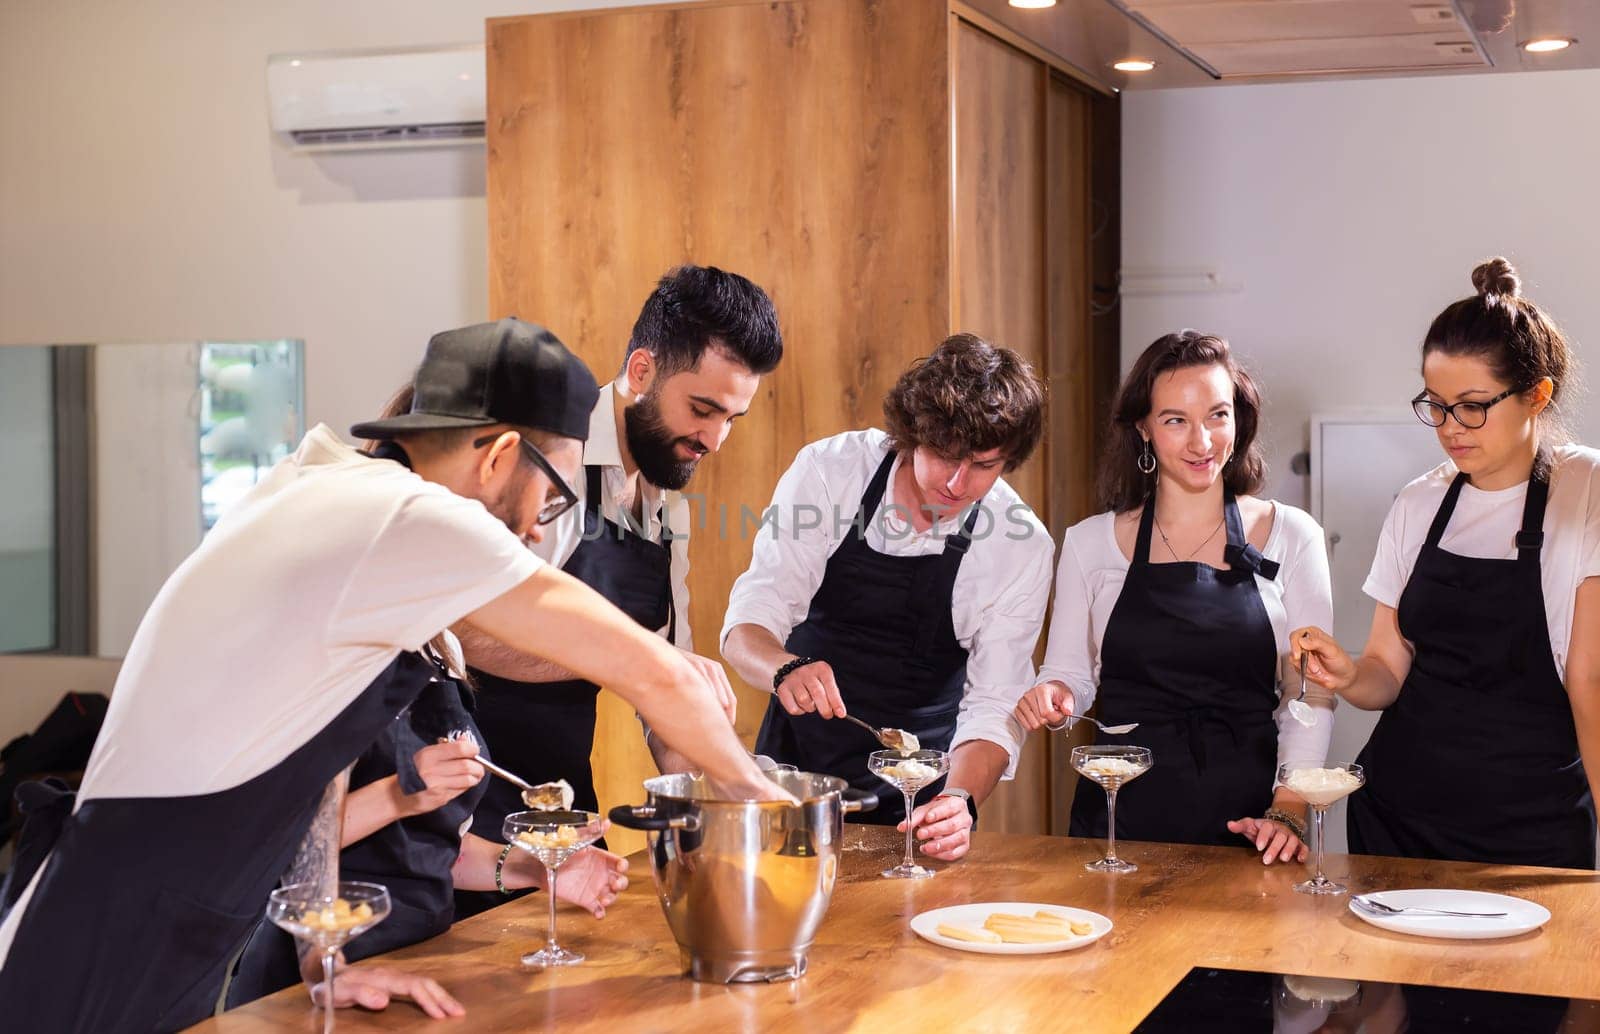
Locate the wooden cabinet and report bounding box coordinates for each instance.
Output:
[486,0,1118,851]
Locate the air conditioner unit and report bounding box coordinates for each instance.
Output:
[266,44,485,151]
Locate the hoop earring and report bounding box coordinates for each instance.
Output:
[1137,439,1156,475]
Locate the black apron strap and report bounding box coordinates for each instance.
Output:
[1517,466,1550,561]
[1133,497,1157,565]
[857,450,896,538]
[1424,472,1470,548]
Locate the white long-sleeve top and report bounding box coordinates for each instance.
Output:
[1036,501,1336,773]
[720,429,1056,779]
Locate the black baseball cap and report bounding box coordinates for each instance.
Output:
[351,318,599,442]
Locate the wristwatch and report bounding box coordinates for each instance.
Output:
[936,787,978,824]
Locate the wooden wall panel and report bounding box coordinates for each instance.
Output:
[1044,72,1099,833]
[951,19,1050,835]
[487,0,952,852]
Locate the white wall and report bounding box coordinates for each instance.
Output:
[0,0,654,737]
[1123,69,1600,850]
[1122,69,1600,511]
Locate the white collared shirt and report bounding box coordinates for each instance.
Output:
[720,429,1056,778]
[534,383,693,648]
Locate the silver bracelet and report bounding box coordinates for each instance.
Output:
[1263,807,1307,842]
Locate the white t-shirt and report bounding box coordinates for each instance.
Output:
[720,429,1056,778]
[1363,444,1600,679]
[1036,501,1336,772]
[0,425,540,966]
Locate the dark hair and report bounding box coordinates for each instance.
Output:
[1422,257,1575,440]
[626,265,783,377]
[1098,330,1266,513]
[882,333,1046,472]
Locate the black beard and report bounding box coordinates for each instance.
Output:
[624,393,702,491]
[485,466,533,542]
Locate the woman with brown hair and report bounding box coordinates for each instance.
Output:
[722,334,1055,867]
[1015,331,1334,861]
[1293,258,1600,869]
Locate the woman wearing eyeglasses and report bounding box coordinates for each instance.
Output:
[1294,257,1600,869]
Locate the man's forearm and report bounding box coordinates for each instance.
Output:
[454,621,576,682]
[947,739,1008,807]
[722,623,791,693]
[287,768,351,982]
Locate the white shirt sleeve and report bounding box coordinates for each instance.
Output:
[1270,508,1336,774]
[1582,464,1600,582]
[720,446,841,649]
[328,488,542,653]
[948,530,1054,779]
[1035,526,1101,717]
[1362,494,1411,609]
[667,491,694,651]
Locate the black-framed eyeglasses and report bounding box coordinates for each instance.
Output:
[473,434,578,525]
[1410,386,1522,429]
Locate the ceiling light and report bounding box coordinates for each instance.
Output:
[1113,59,1157,72]
[1521,37,1575,53]
[1008,0,1056,8]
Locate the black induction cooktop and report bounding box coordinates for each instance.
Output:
[1131,966,1600,1033]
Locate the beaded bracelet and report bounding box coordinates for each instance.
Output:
[771,656,819,691]
[495,842,515,895]
[1263,807,1308,842]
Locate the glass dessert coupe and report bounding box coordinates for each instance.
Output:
[1071,745,1154,873]
[868,748,952,879]
[267,880,391,1034]
[1278,763,1365,895]
[504,809,607,965]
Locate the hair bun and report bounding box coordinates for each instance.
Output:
[1471,257,1521,300]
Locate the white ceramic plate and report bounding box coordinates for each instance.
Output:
[1349,889,1551,940]
[910,902,1112,955]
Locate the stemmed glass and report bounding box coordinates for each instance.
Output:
[868,748,951,879]
[1071,745,1153,873]
[1278,763,1365,895]
[504,809,606,966]
[267,880,391,1034]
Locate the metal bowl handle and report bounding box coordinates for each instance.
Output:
[841,788,878,814]
[608,804,700,832]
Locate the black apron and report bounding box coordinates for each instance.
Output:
[1349,466,1596,869]
[1069,491,1282,846]
[0,651,437,1034]
[226,664,489,1006]
[755,449,979,827]
[458,465,672,917]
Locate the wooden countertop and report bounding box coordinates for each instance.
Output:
[194,828,1600,1032]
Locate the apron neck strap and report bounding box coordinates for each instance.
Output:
[854,450,898,537]
[1133,496,1158,564]
[1517,461,1551,561]
[1427,458,1550,560]
[1423,472,1470,549]
[1222,488,1245,548]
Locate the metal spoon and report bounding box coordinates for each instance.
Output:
[1351,895,1506,919]
[1045,714,1140,736]
[1288,653,1316,728]
[838,713,921,752]
[442,732,569,810]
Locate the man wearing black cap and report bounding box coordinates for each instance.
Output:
[0,318,780,1033]
[454,268,782,912]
